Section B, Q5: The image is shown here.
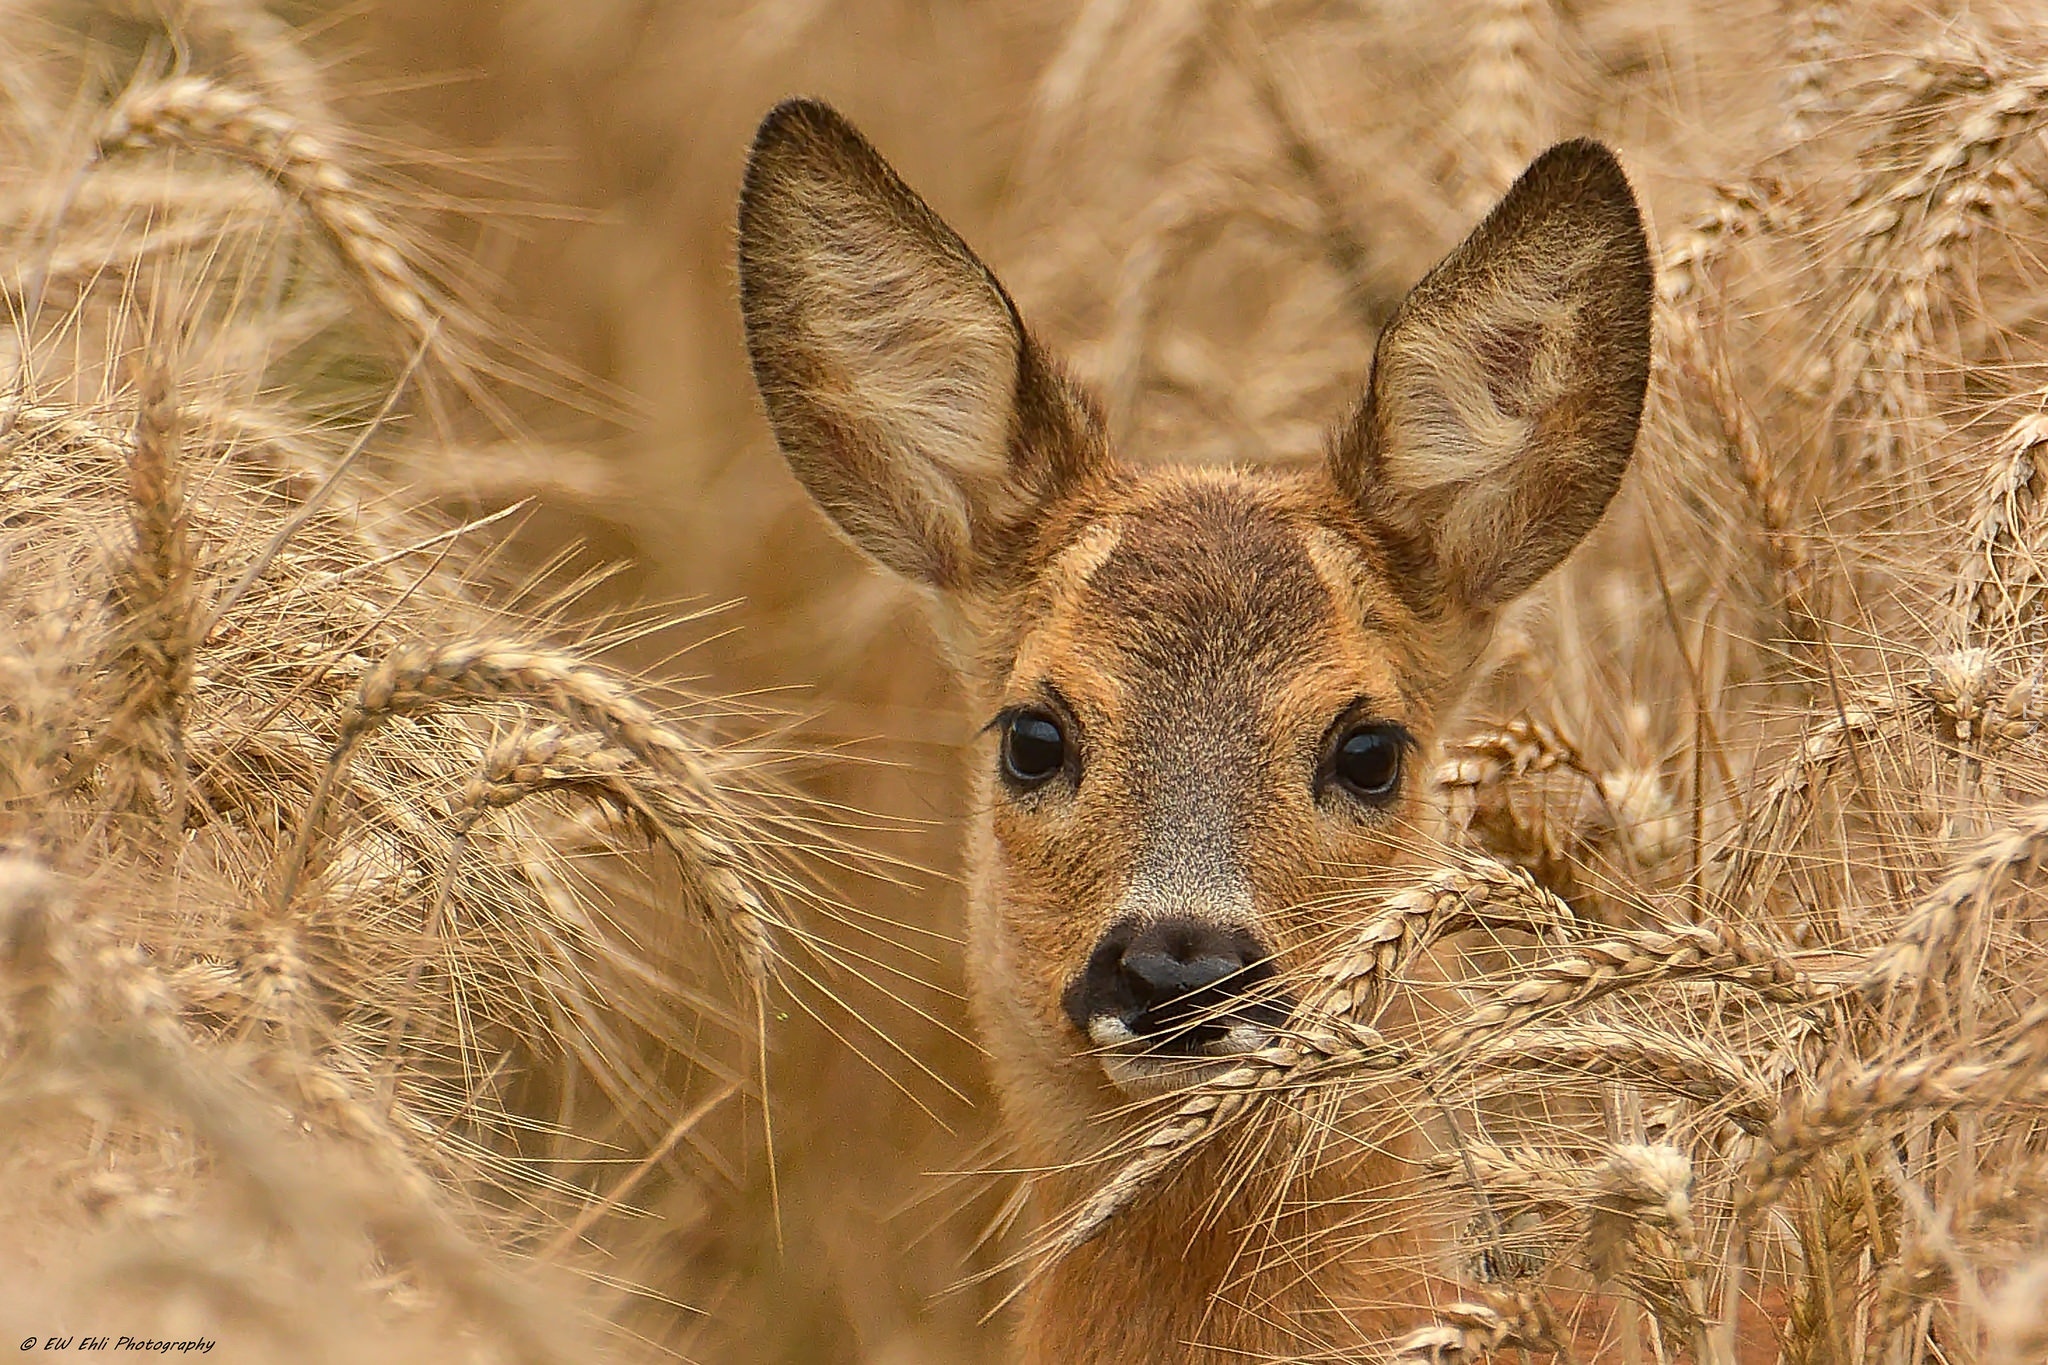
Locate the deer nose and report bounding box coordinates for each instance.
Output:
[1120,920,1250,1004]
[1062,917,1289,1051]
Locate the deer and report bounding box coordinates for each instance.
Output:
[735,97,1652,1362]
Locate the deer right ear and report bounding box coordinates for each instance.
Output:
[738,99,1102,591]
[1330,139,1652,621]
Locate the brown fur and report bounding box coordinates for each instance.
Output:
[738,97,1651,1361]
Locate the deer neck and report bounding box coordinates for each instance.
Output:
[1012,1138,1417,1364]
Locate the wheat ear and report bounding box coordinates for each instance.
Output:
[1835,60,2048,477]
[1713,690,1909,899]
[1395,1293,1559,1364]
[1434,918,1814,1051]
[98,77,441,363]
[1741,999,2048,1217]
[1776,0,1846,141]
[102,360,195,817]
[1313,858,1575,1020]
[1951,408,2048,648]
[455,720,783,978]
[1463,1023,1778,1132]
[1436,717,1589,791]
[1451,0,1550,207]
[1860,801,2048,994]
[289,640,778,982]
[1429,1141,1695,1240]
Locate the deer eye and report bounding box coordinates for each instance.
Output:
[1000,709,1067,787]
[1327,723,1408,804]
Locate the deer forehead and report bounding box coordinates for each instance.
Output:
[1003,473,1429,754]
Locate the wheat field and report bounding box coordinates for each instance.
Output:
[6,0,2048,1361]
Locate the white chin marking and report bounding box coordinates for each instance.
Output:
[1085,1017,1270,1098]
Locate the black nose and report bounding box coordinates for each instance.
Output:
[1122,920,1250,1003]
[1062,917,1290,1051]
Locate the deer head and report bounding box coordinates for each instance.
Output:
[737,97,1650,1167]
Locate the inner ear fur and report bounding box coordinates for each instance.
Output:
[738,98,1102,591]
[1330,138,1653,616]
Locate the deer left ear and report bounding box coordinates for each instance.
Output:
[1329,139,1652,618]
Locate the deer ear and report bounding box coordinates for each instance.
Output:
[1330,139,1652,617]
[738,99,1101,590]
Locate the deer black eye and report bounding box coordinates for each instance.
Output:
[1001,710,1067,787]
[1329,723,1406,803]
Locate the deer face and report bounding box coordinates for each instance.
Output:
[963,471,1451,1125]
[736,99,1651,1158]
